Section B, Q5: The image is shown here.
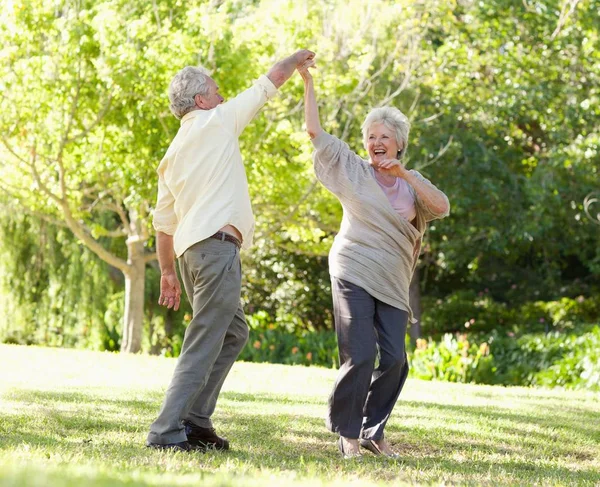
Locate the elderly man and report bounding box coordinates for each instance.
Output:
[147,49,315,452]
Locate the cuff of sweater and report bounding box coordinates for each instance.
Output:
[256,75,278,99]
[311,130,333,150]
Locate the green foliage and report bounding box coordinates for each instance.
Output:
[409,333,495,384]
[0,215,116,349]
[1,0,599,355]
[421,290,513,335]
[242,242,333,331]
[491,327,600,390]
[421,292,600,335]
[236,315,600,391]
[408,326,600,391]
[417,0,600,304]
[238,311,338,367]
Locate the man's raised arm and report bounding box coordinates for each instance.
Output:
[220,49,316,137]
[267,49,315,88]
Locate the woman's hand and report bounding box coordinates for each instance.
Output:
[300,58,322,139]
[298,59,316,83]
[374,159,409,179]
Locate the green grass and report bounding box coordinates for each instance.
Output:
[0,345,598,486]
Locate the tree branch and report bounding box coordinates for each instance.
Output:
[551,0,581,40]
[413,136,454,171]
[56,61,84,199]
[151,0,162,29]
[583,192,600,226]
[66,92,113,144]
[94,199,132,233]
[94,227,128,238]
[29,144,65,206]
[0,184,67,229]
[3,140,130,272]
[61,207,130,272]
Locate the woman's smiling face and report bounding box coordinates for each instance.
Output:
[366,122,401,164]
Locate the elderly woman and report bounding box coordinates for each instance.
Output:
[299,61,450,458]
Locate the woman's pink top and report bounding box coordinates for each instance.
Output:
[375,175,416,222]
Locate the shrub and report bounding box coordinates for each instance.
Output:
[421,290,513,335]
[411,327,600,391]
[421,293,600,336]
[238,311,338,368]
[409,334,496,384]
[238,313,600,391]
[507,328,600,390]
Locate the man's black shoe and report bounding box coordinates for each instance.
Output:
[184,421,230,450]
[146,440,195,452]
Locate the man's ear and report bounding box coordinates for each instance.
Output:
[194,93,205,109]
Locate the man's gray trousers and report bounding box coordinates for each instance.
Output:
[147,237,248,445]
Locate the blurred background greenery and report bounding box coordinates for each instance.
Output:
[0,0,598,389]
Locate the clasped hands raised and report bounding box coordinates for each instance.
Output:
[297,53,317,81]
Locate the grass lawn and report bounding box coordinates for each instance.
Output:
[0,344,598,486]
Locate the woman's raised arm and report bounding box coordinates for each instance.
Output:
[298,60,323,139]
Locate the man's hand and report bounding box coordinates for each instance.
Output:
[159,272,181,311]
[267,49,316,88]
[294,49,315,67]
[374,159,409,179]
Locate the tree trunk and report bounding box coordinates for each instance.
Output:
[121,238,146,353]
[409,267,422,344]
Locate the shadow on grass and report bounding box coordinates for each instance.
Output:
[400,400,600,444]
[221,391,324,406]
[1,389,599,485]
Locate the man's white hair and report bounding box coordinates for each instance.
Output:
[361,107,411,159]
[168,66,211,119]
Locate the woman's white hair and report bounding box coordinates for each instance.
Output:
[361,107,411,159]
[168,66,211,119]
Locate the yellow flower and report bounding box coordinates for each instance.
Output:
[479,342,490,356]
[416,338,427,350]
[269,345,275,351]
[291,347,299,354]
[253,340,261,349]
[306,352,313,361]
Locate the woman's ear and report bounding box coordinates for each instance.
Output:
[397,149,404,159]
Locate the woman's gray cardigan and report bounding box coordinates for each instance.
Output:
[312,131,450,323]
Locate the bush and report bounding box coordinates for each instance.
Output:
[421,292,600,336]
[492,328,600,390]
[408,327,600,391]
[519,296,600,331]
[421,290,513,335]
[409,333,496,384]
[238,311,338,368]
[238,313,600,391]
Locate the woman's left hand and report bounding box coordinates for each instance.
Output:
[375,159,409,179]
